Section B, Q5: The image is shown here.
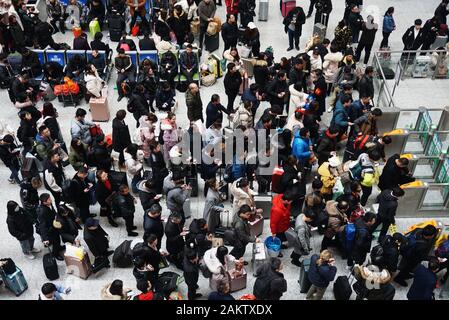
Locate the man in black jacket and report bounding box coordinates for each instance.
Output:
[139,31,157,50]
[224,63,243,114]
[83,217,113,260]
[143,203,164,248]
[314,0,332,27]
[165,213,188,269]
[137,179,161,212]
[112,110,131,166]
[7,200,40,260]
[435,0,449,25]
[112,184,138,236]
[348,4,364,43]
[230,205,259,259]
[371,187,404,243]
[129,84,150,127]
[186,218,213,258]
[420,16,440,51]
[357,66,375,101]
[38,193,64,260]
[402,19,424,59]
[349,212,376,266]
[115,48,136,102]
[183,249,202,300]
[92,134,112,171]
[266,71,288,111]
[71,167,94,223]
[21,49,42,77]
[221,14,239,51]
[283,6,306,51]
[395,225,438,287]
[288,58,307,91]
[20,177,41,225]
[378,154,415,191]
[316,126,339,165]
[206,94,232,128]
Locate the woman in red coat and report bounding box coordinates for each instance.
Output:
[270,193,293,257]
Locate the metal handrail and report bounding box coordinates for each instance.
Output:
[373,54,396,108]
[375,49,448,54]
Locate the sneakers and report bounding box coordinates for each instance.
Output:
[25,253,36,260]
[287,47,293,51]
[31,248,41,253]
[128,231,138,237]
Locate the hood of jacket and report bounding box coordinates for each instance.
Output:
[324,52,344,63]
[253,59,268,67]
[317,162,333,178]
[203,247,223,274]
[358,265,392,285]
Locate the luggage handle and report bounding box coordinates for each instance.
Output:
[321,13,328,25]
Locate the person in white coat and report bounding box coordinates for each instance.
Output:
[85,64,105,98]
[124,143,144,193]
[288,83,309,116]
[308,47,323,70]
[322,45,344,95]
[203,246,238,291]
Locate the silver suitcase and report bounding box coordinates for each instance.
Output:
[254,195,272,219]
[252,242,267,276]
[313,13,328,42]
[258,0,269,21]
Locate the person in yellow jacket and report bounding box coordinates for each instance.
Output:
[317,156,342,201]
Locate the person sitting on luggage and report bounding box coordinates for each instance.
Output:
[6,200,41,260]
[87,0,106,29]
[38,282,71,300]
[203,246,238,291]
[253,257,288,300]
[38,193,65,261]
[101,279,132,300]
[208,279,235,300]
[112,184,138,237]
[407,258,440,300]
[229,204,261,260]
[115,48,136,102]
[306,249,337,300]
[85,63,105,99]
[83,217,114,261]
[180,44,198,84]
[353,263,395,300]
[165,213,188,269]
[52,204,82,245]
[0,134,22,184]
[66,54,86,82]
[72,32,91,50]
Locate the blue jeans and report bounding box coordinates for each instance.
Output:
[352,30,360,44]
[131,173,142,194]
[19,235,35,254]
[8,165,21,183]
[288,29,300,49]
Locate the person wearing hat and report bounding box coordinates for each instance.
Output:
[348,4,364,44]
[402,19,425,58]
[283,6,306,52]
[83,217,113,260]
[243,22,260,57]
[0,134,21,184]
[339,47,356,70]
[143,203,164,248]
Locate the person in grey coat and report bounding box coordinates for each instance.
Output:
[229,205,261,260]
[166,172,192,222]
[197,0,217,50]
[286,212,313,267]
[70,108,96,146]
[202,179,226,233]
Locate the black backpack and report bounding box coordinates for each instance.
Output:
[313,210,329,235]
[154,271,181,298]
[370,244,385,267]
[112,240,134,268]
[253,272,276,300]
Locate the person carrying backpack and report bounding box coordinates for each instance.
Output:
[349,212,376,267]
[253,258,287,300]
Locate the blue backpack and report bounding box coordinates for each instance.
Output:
[436,240,449,259]
[345,223,356,250]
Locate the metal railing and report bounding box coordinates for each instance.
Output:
[372,53,396,108]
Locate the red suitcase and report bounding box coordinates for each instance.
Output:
[281,0,296,17]
[271,165,284,194]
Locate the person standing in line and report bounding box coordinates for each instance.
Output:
[223,63,242,114]
[355,15,378,65]
[197,0,217,50]
[221,14,239,51]
[380,7,395,48]
[112,110,131,167]
[306,250,337,300]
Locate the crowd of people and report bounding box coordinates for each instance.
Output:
[0,0,449,301]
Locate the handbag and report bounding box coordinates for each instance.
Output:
[201,73,216,86]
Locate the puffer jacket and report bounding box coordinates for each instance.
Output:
[185,89,203,122]
[308,253,337,288]
[229,179,256,214]
[232,214,255,246]
[317,162,338,195]
[124,150,144,177]
[166,185,190,216]
[323,52,344,84]
[354,264,394,300]
[324,200,347,239]
[292,132,311,166]
[270,194,291,235]
[252,58,269,88]
[85,71,104,98]
[334,25,352,52]
[232,103,253,129]
[291,214,312,255]
[137,180,159,212]
[288,84,309,115]
[203,247,236,291]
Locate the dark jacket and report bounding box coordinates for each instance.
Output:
[137,180,159,212]
[183,255,200,288]
[378,154,415,190]
[253,268,288,300]
[7,207,34,241]
[348,11,364,35]
[112,193,135,218]
[20,181,39,212]
[90,39,111,53]
[206,102,230,129]
[435,2,449,25]
[316,131,338,164]
[376,190,398,222]
[353,217,373,258]
[402,26,424,50]
[358,75,374,99]
[186,219,212,258]
[283,7,306,35]
[0,143,19,167]
[92,140,112,172]
[139,37,156,51]
[407,264,437,300]
[358,24,377,47]
[401,228,435,266]
[208,292,235,300]
[73,37,91,50]
[167,11,190,43]
[266,78,288,106]
[179,51,198,72]
[288,67,307,89]
[221,21,239,44]
[54,212,81,243]
[381,235,400,273]
[22,51,42,77]
[279,162,306,197]
[112,118,131,153]
[84,226,109,257]
[95,180,115,207]
[308,253,337,288]
[130,92,150,120]
[186,89,203,122]
[224,71,242,96]
[164,220,185,255]
[17,119,37,149]
[232,215,255,246]
[37,205,58,242]
[143,214,164,243]
[71,174,90,207]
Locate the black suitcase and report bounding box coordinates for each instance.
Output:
[298,258,312,293]
[21,157,40,179]
[109,170,128,191]
[108,15,125,30]
[43,249,59,280]
[205,33,219,52]
[92,256,110,274]
[110,28,123,42]
[334,275,352,300]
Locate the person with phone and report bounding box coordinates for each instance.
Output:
[306,250,337,300]
[70,167,95,223]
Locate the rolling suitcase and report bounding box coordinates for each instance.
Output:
[0,266,28,296]
[249,214,264,238]
[252,242,267,275]
[220,209,233,228]
[110,29,122,42]
[205,33,220,53]
[228,268,247,292]
[64,255,92,280]
[43,248,59,280]
[333,275,353,300]
[298,258,311,293]
[281,0,296,18]
[259,0,269,21]
[89,94,110,122]
[254,195,272,219]
[92,256,110,274]
[313,13,328,42]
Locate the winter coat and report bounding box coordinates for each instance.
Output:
[253,269,287,300]
[71,174,91,207]
[376,189,398,222]
[112,193,135,219]
[317,162,338,195]
[323,52,343,84]
[53,212,81,244]
[95,180,114,208]
[378,154,415,190]
[266,78,288,106]
[187,219,212,258]
[348,12,364,36]
[68,143,88,171]
[185,89,203,122]
[334,25,352,52]
[203,247,236,291]
[224,71,242,96]
[166,185,190,216]
[71,119,94,145]
[165,220,184,255]
[358,75,374,99]
[270,194,292,235]
[232,103,253,129]
[232,214,255,246]
[197,0,216,26]
[382,15,395,33]
[143,213,164,243]
[284,113,304,132]
[221,21,239,44]
[381,235,400,273]
[359,25,377,48]
[308,253,337,288]
[292,132,312,166]
[407,264,437,300]
[316,131,338,164]
[37,205,59,242]
[331,102,350,131]
[112,119,131,153]
[206,102,229,129]
[92,140,112,172]
[124,150,144,177]
[229,179,256,214]
[279,162,305,197]
[85,71,104,98]
[183,255,200,289]
[252,59,269,89]
[354,265,394,300]
[167,10,189,43]
[35,134,56,161]
[402,26,424,50]
[308,52,323,70]
[43,160,64,193]
[179,50,198,72]
[203,188,224,228]
[137,180,159,212]
[7,207,34,241]
[291,214,312,255]
[353,217,373,259]
[288,84,308,115]
[283,7,306,35]
[324,200,347,239]
[138,116,156,159]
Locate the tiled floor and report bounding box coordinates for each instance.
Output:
[1,0,449,300]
